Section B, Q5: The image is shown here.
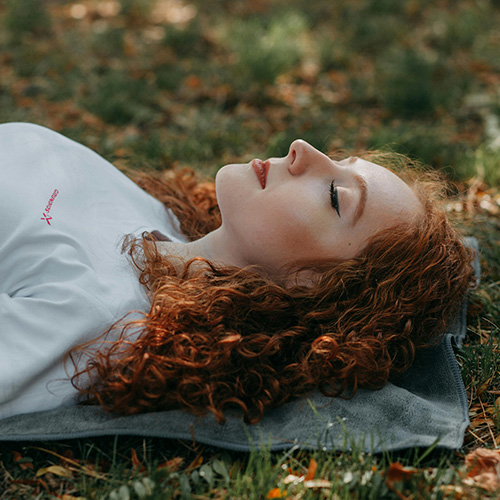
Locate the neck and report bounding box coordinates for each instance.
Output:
[156,226,248,270]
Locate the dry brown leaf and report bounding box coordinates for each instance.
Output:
[465,448,500,492]
[304,458,317,481]
[157,456,184,471]
[12,451,34,470]
[466,448,500,475]
[439,484,466,499]
[186,452,203,472]
[463,473,499,493]
[477,378,493,397]
[131,448,142,471]
[185,75,202,89]
[470,417,495,429]
[386,462,418,489]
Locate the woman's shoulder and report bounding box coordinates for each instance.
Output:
[0,122,116,181]
[0,121,67,136]
[0,122,86,164]
[0,122,64,143]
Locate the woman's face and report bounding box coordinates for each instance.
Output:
[215,140,422,274]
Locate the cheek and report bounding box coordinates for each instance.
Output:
[250,204,320,253]
[277,207,314,242]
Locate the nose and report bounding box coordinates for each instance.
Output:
[287,140,331,176]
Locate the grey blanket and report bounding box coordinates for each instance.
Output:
[0,239,479,453]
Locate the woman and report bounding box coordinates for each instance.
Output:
[0,123,473,424]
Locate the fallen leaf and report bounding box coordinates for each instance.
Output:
[304,479,332,488]
[185,75,202,89]
[465,448,500,492]
[463,473,499,493]
[466,448,500,475]
[386,462,418,489]
[36,465,73,478]
[304,458,317,481]
[157,456,184,471]
[470,417,495,429]
[266,487,286,498]
[439,484,465,498]
[477,378,494,397]
[282,474,302,485]
[12,451,34,470]
[31,447,106,479]
[186,452,203,471]
[131,448,142,471]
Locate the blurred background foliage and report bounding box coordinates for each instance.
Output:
[1,0,499,184]
[2,3,500,497]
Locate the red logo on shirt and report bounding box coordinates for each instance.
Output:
[41,213,53,225]
[41,189,59,226]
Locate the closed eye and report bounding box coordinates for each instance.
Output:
[330,180,341,217]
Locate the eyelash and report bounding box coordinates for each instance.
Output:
[330,180,341,217]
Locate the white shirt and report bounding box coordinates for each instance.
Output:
[0,123,187,418]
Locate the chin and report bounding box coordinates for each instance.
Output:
[215,165,239,214]
[216,162,249,190]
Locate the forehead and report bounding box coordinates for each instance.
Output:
[354,157,409,186]
[351,157,421,221]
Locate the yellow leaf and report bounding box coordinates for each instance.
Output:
[36,465,73,478]
[31,446,107,479]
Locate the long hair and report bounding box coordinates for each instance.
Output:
[70,157,475,424]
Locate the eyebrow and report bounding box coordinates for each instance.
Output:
[351,173,367,227]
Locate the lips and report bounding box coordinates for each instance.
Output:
[251,159,270,189]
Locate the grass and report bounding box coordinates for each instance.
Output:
[0,437,471,498]
[1,0,500,497]
[225,10,309,86]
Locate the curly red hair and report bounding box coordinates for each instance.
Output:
[70,157,475,424]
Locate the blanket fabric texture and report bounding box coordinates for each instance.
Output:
[0,238,479,452]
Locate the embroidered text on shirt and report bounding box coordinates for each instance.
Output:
[41,189,59,226]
